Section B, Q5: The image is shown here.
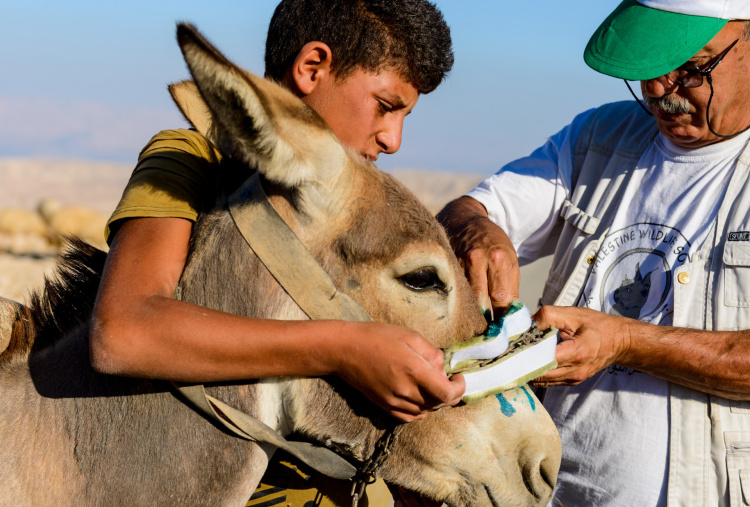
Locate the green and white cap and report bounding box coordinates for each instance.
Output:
[584,0,750,81]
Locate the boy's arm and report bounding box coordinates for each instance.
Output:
[90,217,464,422]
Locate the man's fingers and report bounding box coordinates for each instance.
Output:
[533,305,566,331]
[485,246,520,310]
[464,250,492,312]
[488,266,519,310]
[552,338,578,363]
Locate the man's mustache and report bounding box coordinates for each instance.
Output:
[643,93,691,114]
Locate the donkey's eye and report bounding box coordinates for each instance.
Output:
[398,268,447,294]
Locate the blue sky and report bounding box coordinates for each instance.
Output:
[1,0,626,175]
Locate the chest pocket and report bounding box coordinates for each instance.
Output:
[723,241,750,308]
[726,432,750,506]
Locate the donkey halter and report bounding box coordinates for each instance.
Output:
[174,172,401,506]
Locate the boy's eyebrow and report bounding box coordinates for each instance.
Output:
[379,92,409,109]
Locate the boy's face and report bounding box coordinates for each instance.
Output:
[301,68,419,161]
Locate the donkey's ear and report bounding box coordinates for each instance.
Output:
[169,80,233,158]
[169,80,214,137]
[176,23,348,189]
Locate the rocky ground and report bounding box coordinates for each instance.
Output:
[0,157,129,303]
[0,253,57,303]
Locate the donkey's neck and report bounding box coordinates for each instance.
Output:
[22,327,283,504]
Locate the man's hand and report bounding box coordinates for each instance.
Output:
[334,321,466,422]
[530,306,633,386]
[437,196,519,314]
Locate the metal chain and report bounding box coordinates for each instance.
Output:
[350,423,405,507]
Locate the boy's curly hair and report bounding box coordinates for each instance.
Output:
[265,0,453,94]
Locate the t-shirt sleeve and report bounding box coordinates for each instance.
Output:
[105,129,223,243]
[466,109,594,265]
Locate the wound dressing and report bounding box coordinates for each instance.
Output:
[444,301,558,404]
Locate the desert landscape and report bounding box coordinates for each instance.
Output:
[0,158,551,306]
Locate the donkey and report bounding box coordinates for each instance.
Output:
[0,24,560,506]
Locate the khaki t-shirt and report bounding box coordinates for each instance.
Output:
[106,129,221,242]
[106,129,391,506]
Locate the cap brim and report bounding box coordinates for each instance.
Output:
[584,0,727,81]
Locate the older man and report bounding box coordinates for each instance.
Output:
[439,1,750,505]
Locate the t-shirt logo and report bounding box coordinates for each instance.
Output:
[610,263,655,319]
[579,223,690,324]
[728,231,750,242]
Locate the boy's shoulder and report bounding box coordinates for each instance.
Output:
[139,128,222,164]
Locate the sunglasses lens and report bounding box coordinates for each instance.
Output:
[672,66,702,88]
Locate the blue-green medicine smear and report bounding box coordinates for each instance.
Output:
[495,393,516,417]
[484,320,503,340]
[483,300,524,340]
[520,386,536,411]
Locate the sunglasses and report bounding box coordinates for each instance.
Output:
[625,38,748,139]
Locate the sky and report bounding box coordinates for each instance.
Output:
[0,0,627,175]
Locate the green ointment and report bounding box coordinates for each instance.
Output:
[520,386,536,411]
[483,320,503,340]
[495,393,516,417]
[483,300,524,340]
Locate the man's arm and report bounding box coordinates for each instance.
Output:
[532,305,750,399]
[437,195,520,314]
[437,197,750,400]
[90,217,465,421]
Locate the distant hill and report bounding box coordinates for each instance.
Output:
[0,158,132,214]
[0,158,549,308]
[388,168,484,214]
[0,158,484,216]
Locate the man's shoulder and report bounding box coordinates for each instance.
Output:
[576,101,658,152]
[593,100,642,114]
[586,101,647,128]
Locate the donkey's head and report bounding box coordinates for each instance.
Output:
[174,24,560,506]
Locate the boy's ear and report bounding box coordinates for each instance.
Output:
[291,41,334,96]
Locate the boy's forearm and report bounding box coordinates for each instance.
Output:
[90,296,355,382]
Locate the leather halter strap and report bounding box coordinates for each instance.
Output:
[175,173,377,481]
[228,173,372,322]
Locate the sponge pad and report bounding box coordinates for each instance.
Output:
[444,301,558,403]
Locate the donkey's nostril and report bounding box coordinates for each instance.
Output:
[522,452,559,503]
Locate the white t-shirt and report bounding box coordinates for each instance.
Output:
[467,111,750,506]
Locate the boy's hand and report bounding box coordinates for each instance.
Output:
[335,322,465,422]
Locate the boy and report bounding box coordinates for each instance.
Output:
[91,1,457,505]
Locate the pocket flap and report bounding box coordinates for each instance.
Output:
[561,200,600,235]
[723,241,750,266]
[741,469,750,505]
[731,399,750,415]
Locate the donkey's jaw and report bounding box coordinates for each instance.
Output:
[377,389,559,507]
[284,377,389,462]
